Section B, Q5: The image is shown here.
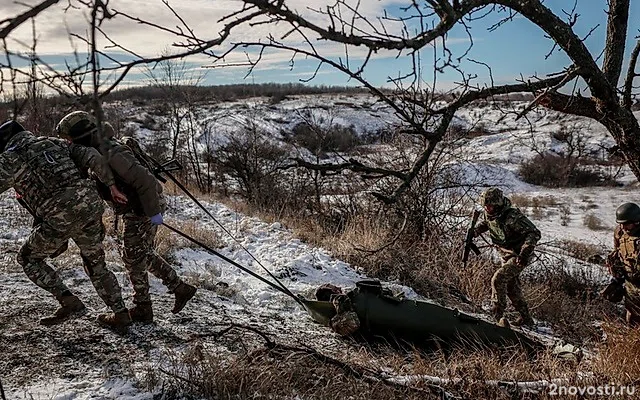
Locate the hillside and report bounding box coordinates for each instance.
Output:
[1,93,639,399]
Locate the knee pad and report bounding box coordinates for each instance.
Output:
[17,245,33,267]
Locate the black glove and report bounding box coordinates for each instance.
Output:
[600,277,625,303]
[519,245,535,261]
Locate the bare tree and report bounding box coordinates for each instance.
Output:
[2,0,639,206]
[201,0,640,203]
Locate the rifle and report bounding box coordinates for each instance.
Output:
[152,159,183,183]
[462,209,482,267]
[120,136,182,184]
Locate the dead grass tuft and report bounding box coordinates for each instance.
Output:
[156,219,223,261]
[559,239,606,264]
[583,213,608,231]
[592,322,640,383]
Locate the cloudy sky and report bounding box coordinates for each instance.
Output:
[1,0,639,91]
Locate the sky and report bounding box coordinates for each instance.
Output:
[1,0,639,92]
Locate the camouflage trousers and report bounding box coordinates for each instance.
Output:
[624,283,640,327]
[122,212,181,304]
[491,255,531,320]
[17,189,126,313]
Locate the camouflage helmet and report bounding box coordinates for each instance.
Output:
[0,120,26,151]
[55,111,97,141]
[479,187,505,208]
[616,202,640,224]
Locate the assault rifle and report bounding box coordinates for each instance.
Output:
[120,136,183,184]
[462,209,481,267]
[152,159,183,183]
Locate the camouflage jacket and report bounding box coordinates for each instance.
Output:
[607,225,640,284]
[97,137,163,217]
[0,131,113,218]
[475,198,541,259]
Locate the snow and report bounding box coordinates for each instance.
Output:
[2,94,638,398]
[12,377,153,400]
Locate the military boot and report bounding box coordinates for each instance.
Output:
[497,317,510,329]
[40,294,86,326]
[97,310,132,334]
[129,302,153,323]
[512,314,535,327]
[490,303,504,322]
[172,282,197,314]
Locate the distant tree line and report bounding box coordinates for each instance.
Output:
[99,83,369,104]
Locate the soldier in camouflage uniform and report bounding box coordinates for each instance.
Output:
[606,202,640,327]
[474,187,541,327]
[0,120,131,330]
[56,111,197,323]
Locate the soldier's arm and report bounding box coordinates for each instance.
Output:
[68,143,116,186]
[513,212,541,259]
[0,152,20,193]
[607,227,621,265]
[109,148,162,217]
[474,220,489,236]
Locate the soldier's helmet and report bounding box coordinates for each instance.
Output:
[479,187,505,208]
[615,202,640,224]
[55,111,97,142]
[0,120,26,151]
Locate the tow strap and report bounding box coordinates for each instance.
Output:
[142,156,295,302]
[162,223,304,306]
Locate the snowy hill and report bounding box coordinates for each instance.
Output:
[2,93,638,398]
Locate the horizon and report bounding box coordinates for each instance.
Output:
[1,1,639,95]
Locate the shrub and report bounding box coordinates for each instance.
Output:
[583,213,607,231]
[286,122,361,156]
[519,153,617,187]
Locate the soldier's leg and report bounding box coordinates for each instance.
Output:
[624,284,640,327]
[143,222,197,313]
[73,217,126,313]
[146,224,181,291]
[124,213,181,291]
[507,277,533,325]
[17,223,72,298]
[18,222,88,325]
[491,257,524,320]
[122,213,153,303]
[125,213,196,314]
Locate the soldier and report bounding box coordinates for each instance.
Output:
[474,187,541,327]
[605,202,640,327]
[56,111,197,323]
[0,120,131,331]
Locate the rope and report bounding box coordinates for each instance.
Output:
[162,222,303,306]
[147,156,294,299]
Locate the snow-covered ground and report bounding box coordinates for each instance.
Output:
[2,94,637,398]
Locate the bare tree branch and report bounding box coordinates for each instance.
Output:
[0,0,60,40]
[602,0,629,87]
[623,39,640,109]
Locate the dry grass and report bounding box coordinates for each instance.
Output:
[156,218,223,261]
[150,325,637,400]
[592,322,640,382]
[559,239,606,264]
[583,213,608,231]
[510,194,560,209]
[165,174,640,398]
